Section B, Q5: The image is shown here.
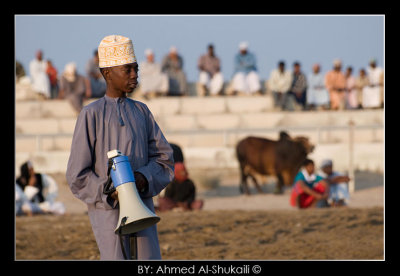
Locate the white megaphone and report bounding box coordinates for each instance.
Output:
[107,150,160,235]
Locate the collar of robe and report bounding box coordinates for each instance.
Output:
[104,94,125,126]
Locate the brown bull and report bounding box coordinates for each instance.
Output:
[236,131,314,195]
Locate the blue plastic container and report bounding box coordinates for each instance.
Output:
[109,155,136,188]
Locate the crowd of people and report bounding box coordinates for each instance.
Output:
[16,41,384,112]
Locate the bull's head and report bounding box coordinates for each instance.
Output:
[293,136,315,154]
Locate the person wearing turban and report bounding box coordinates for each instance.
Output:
[66,35,174,260]
[58,62,87,114]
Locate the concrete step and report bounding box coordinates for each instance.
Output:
[15,95,275,119]
[15,118,77,135]
[16,95,384,122]
[16,125,383,154]
[15,142,384,176]
[16,108,383,135]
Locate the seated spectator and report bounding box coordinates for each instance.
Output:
[345,66,358,109]
[170,143,184,163]
[268,60,292,110]
[197,44,224,96]
[319,159,350,207]
[231,42,261,95]
[363,59,384,109]
[157,162,204,212]
[161,46,188,96]
[46,60,59,99]
[58,62,88,114]
[307,63,329,110]
[85,50,106,98]
[15,161,65,216]
[287,61,307,110]
[290,159,329,209]
[325,59,346,110]
[139,49,169,99]
[15,183,42,216]
[355,68,369,109]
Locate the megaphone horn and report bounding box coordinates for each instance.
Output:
[107,150,160,235]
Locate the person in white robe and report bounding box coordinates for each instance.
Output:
[16,161,65,216]
[231,42,261,95]
[268,61,292,109]
[345,66,358,109]
[362,59,383,108]
[29,50,50,99]
[306,63,329,110]
[139,49,169,98]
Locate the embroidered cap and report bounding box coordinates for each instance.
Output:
[98,35,137,68]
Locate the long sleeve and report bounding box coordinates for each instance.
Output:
[234,53,257,74]
[268,71,278,91]
[269,70,292,93]
[66,107,108,207]
[135,105,174,199]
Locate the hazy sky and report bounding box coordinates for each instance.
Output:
[15,15,384,83]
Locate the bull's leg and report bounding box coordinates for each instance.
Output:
[239,167,250,195]
[274,174,284,194]
[242,174,251,195]
[249,174,264,194]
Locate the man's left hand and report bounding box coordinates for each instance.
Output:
[134,172,149,193]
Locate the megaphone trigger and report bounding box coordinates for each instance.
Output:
[120,216,127,227]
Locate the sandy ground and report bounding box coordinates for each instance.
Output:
[15,170,384,260]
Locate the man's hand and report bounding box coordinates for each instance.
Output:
[314,192,328,201]
[331,175,350,184]
[134,172,149,193]
[28,175,37,186]
[110,190,118,201]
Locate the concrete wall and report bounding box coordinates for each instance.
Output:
[15,96,384,176]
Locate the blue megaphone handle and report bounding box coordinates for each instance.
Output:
[109,155,136,188]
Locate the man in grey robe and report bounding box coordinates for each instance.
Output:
[66,35,174,260]
[161,46,188,96]
[58,62,87,114]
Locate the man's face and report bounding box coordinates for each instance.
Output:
[322,165,333,175]
[334,65,341,71]
[106,62,139,93]
[305,163,315,175]
[147,54,154,63]
[294,65,300,74]
[36,51,43,61]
